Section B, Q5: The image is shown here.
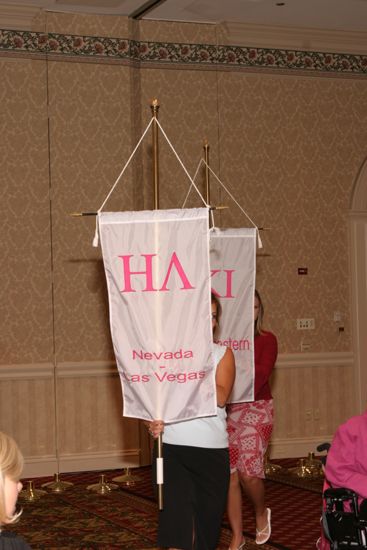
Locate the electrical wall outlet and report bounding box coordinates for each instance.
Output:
[297,318,315,330]
[300,342,311,352]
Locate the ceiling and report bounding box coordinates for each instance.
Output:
[1,0,367,33]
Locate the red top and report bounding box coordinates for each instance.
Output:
[254,330,278,401]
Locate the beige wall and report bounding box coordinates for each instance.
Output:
[1,10,366,475]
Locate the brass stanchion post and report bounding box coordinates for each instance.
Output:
[19,480,46,502]
[150,98,163,510]
[151,99,160,210]
[112,467,141,485]
[42,472,73,492]
[203,139,210,205]
[157,433,163,509]
[87,474,118,494]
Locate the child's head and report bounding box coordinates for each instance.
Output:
[0,432,23,525]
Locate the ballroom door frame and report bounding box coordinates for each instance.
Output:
[349,157,367,413]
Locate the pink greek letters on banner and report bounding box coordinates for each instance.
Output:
[210,228,256,403]
[99,208,216,422]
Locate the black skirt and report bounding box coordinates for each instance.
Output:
[152,442,230,550]
[0,532,31,550]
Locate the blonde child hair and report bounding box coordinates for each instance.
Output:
[0,431,23,524]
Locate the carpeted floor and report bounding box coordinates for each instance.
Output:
[5,460,323,549]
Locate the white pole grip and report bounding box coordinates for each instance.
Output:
[156,457,164,484]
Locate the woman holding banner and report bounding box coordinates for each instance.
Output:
[227,289,278,548]
[148,293,235,550]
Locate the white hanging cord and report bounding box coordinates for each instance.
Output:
[181,158,218,228]
[92,117,155,247]
[155,118,209,208]
[203,160,263,248]
[181,158,203,208]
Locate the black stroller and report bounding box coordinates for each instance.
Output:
[317,443,367,549]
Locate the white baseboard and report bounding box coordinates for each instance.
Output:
[23,449,141,478]
[23,456,59,479]
[269,436,333,459]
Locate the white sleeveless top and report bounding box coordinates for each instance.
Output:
[163,344,228,449]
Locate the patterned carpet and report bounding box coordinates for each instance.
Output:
[5,460,323,549]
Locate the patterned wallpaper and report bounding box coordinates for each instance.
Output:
[1,12,367,365]
[0,57,53,364]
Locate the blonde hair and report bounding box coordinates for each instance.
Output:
[0,432,23,524]
[211,292,222,326]
[254,289,265,336]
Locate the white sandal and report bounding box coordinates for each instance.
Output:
[255,508,271,545]
[228,538,246,550]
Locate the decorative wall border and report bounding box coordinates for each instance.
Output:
[1,28,367,75]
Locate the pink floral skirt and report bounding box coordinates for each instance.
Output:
[227,399,274,479]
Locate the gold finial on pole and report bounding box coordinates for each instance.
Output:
[203,139,210,205]
[150,99,160,210]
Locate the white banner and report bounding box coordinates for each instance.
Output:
[99,208,216,422]
[210,228,256,403]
